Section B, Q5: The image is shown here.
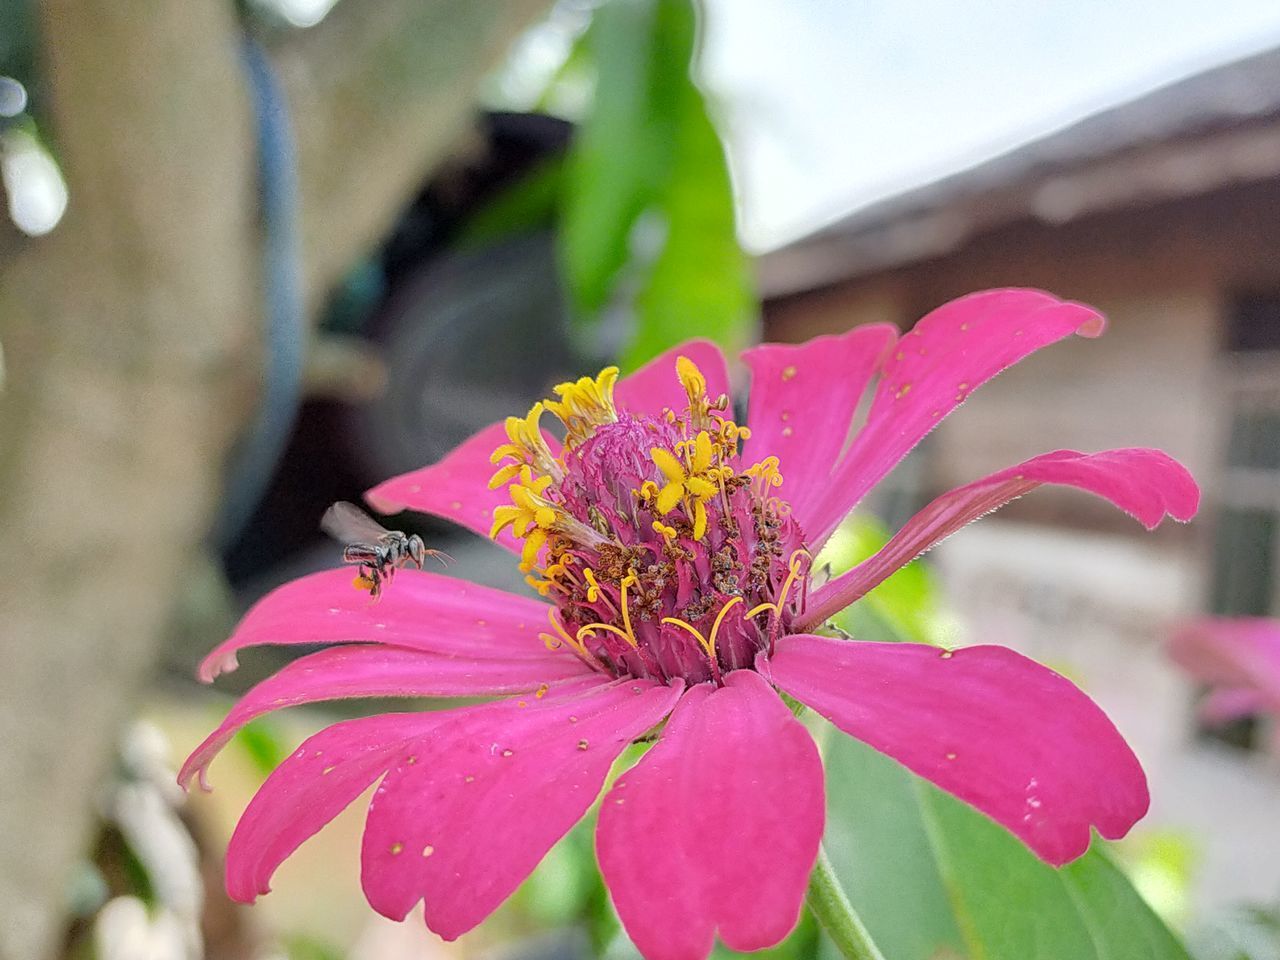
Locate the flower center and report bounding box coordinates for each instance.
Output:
[489,358,808,684]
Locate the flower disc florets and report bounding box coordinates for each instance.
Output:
[490,359,809,684]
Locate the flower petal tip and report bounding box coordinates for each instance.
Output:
[198,649,239,684]
[1066,301,1107,338]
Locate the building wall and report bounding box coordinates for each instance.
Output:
[764,178,1280,532]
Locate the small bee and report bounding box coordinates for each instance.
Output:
[321,501,449,599]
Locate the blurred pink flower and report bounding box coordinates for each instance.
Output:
[184,289,1199,959]
[1169,617,1280,724]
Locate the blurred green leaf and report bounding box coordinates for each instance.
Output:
[560,0,668,313]
[515,816,599,929]
[817,514,951,646]
[232,716,290,779]
[625,51,754,371]
[455,154,565,251]
[560,0,755,368]
[821,732,1191,960]
[281,934,345,960]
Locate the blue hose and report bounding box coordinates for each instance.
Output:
[211,35,306,551]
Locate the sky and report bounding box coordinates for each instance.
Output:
[698,0,1280,251]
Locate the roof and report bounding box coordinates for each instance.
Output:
[761,45,1280,297]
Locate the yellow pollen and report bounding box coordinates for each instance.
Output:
[352,574,375,593]
[781,365,797,381]
[544,367,619,445]
[650,430,722,540]
[676,355,706,399]
[662,595,745,664]
[489,401,562,486]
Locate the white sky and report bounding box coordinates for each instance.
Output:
[699,0,1280,251]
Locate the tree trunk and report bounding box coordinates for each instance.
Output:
[0,3,254,957]
[0,2,549,957]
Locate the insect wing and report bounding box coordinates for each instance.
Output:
[321,501,393,545]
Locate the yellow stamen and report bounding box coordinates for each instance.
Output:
[692,430,713,472]
[538,608,592,660]
[676,355,706,403]
[576,573,640,649]
[652,520,678,543]
[746,549,811,619]
[676,355,716,431]
[662,595,744,664]
[648,434,723,540]
[745,455,784,491]
[545,367,620,445]
[692,499,708,541]
[488,402,562,485]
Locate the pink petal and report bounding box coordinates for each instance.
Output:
[766,634,1148,866]
[597,670,824,959]
[1169,617,1280,713]
[199,568,560,682]
[1200,686,1269,725]
[366,420,555,551]
[800,448,1199,630]
[224,712,442,903]
[359,677,682,940]
[180,646,594,790]
[805,289,1106,544]
[614,339,731,419]
[741,324,897,532]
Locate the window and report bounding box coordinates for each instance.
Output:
[1204,294,1280,747]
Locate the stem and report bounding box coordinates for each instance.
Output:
[807,846,888,960]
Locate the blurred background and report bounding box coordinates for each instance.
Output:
[3,1,1280,958]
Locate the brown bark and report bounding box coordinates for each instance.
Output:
[0,3,255,958]
[278,0,552,305]
[0,2,550,958]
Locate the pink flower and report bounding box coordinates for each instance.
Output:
[184,289,1199,959]
[1169,617,1280,724]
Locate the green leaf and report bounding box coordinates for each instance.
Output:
[558,0,756,368]
[820,708,1190,960]
[624,52,755,370]
[559,0,670,313]
[232,716,290,780]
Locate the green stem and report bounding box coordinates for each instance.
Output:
[807,846,888,960]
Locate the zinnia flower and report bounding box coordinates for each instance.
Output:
[183,288,1199,959]
[1169,617,1280,724]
